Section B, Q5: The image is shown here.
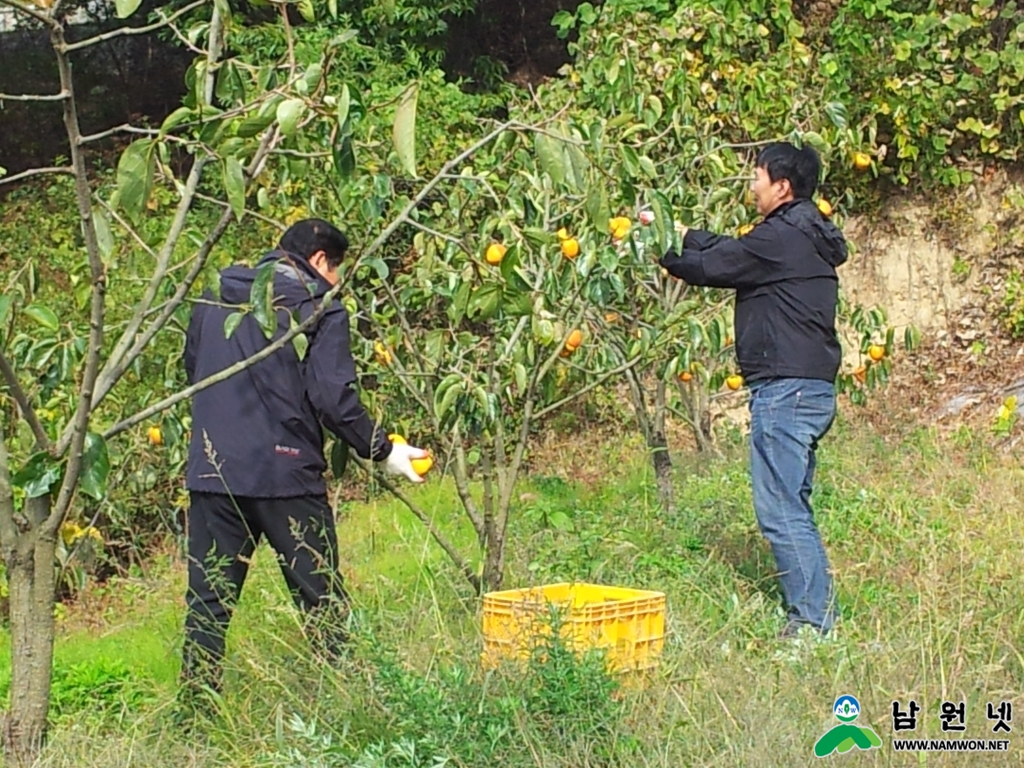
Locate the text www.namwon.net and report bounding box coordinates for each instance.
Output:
[892,739,1010,752]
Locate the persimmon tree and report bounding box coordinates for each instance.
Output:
[529,0,918,502]
[0,0,449,757]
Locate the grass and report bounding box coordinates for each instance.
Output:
[4,409,1024,767]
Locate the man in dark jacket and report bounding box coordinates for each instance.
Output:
[179,218,427,696]
[659,142,848,638]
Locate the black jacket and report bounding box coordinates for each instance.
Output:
[183,250,392,498]
[660,198,848,385]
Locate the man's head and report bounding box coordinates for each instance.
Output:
[278,218,349,286]
[750,142,821,216]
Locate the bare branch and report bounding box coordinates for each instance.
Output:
[46,20,108,535]
[450,431,484,536]
[84,128,280,421]
[101,292,328,440]
[0,351,51,453]
[0,166,73,187]
[195,192,286,230]
[404,219,469,252]
[342,121,514,283]
[96,156,211,389]
[105,121,519,446]
[97,199,157,260]
[0,91,67,102]
[63,0,206,52]
[533,355,643,421]
[77,123,159,146]
[352,455,480,592]
[270,148,331,159]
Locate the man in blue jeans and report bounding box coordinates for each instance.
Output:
[659,142,848,638]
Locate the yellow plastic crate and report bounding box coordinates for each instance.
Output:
[481,582,666,673]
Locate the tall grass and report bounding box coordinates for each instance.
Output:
[5,413,1024,767]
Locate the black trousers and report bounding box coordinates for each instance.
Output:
[180,491,351,693]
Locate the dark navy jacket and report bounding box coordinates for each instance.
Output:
[660,198,849,385]
[183,250,392,498]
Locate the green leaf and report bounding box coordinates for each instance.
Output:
[115,139,155,222]
[224,311,244,338]
[237,110,276,138]
[650,191,674,253]
[499,244,526,288]
[24,304,59,331]
[92,208,114,262]
[549,510,573,531]
[336,84,351,128]
[330,438,349,477]
[292,330,309,360]
[392,81,419,178]
[12,452,61,498]
[223,156,245,221]
[276,98,306,137]
[296,0,315,22]
[332,134,356,180]
[514,363,528,393]
[0,295,11,331]
[114,0,143,18]
[159,106,193,137]
[435,382,461,421]
[535,132,566,185]
[585,183,610,233]
[824,102,848,131]
[79,432,110,501]
[327,0,338,18]
[250,262,277,339]
[800,131,829,153]
[449,281,471,324]
[362,257,389,281]
[468,284,502,320]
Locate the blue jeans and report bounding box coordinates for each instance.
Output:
[748,377,838,632]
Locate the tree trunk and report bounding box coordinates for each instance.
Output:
[3,499,57,766]
[651,380,676,515]
[482,529,505,593]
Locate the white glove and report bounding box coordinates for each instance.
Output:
[382,440,429,483]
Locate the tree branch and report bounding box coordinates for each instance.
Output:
[533,355,643,421]
[104,120,519,445]
[46,21,107,536]
[0,166,73,187]
[97,198,157,260]
[0,351,51,454]
[195,192,285,230]
[85,126,278,421]
[77,123,159,146]
[62,0,206,52]
[97,155,210,388]
[450,430,484,537]
[0,91,67,102]
[342,121,514,284]
[352,455,480,592]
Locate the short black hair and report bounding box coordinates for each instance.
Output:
[755,142,821,200]
[278,218,349,268]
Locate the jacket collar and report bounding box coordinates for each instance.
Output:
[257,249,333,297]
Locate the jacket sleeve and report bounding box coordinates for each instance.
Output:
[303,308,393,462]
[659,226,782,289]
